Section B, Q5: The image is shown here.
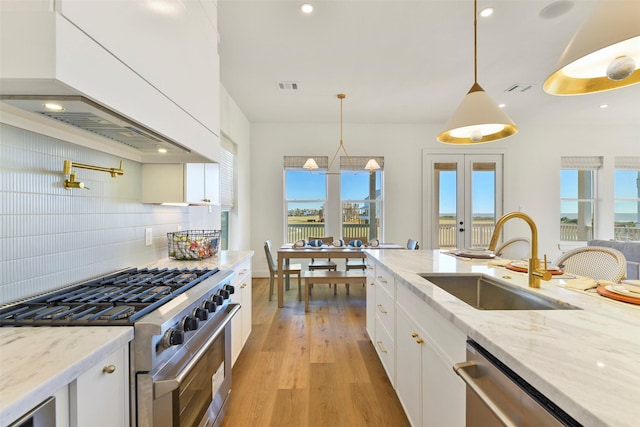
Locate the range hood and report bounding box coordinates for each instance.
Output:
[0,95,191,156]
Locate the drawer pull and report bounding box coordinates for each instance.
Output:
[103,365,116,374]
[241,269,248,274]
[369,281,375,286]
[241,283,247,289]
[411,333,424,344]
[376,341,388,353]
[377,304,387,314]
[377,275,388,283]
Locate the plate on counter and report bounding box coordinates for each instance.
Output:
[506,261,564,275]
[452,248,495,259]
[605,285,640,300]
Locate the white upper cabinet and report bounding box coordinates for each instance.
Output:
[0,0,220,163]
[142,163,220,205]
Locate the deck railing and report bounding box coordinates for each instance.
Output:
[287,223,640,246]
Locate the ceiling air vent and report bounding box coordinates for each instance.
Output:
[505,84,535,93]
[277,81,299,90]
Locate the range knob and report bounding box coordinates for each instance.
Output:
[223,284,235,295]
[203,299,217,313]
[218,289,230,300]
[181,316,199,331]
[162,328,184,348]
[212,294,224,305]
[193,307,208,321]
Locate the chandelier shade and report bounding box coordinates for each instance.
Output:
[543,0,640,95]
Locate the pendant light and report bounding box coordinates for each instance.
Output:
[304,94,381,173]
[544,0,640,95]
[437,0,518,145]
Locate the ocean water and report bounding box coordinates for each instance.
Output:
[562,213,639,222]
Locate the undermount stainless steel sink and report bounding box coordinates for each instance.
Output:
[419,273,581,311]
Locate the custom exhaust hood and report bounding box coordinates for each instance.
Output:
[1,95,191,156]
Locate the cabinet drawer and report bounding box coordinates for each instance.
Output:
[232,259,251,286]
[375,316,395,385]
[374,265,395,296]
[396,281,465,364]
[375,284,395,337]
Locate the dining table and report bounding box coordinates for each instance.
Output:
[276,243,404,307]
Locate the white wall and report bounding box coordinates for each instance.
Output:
[249,120,639,277]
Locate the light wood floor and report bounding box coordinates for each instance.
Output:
[221,278,410,427]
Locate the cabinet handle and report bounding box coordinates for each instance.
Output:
[377,304,387,314]
[411,333,424,344]
[369,281,375,286]
[241,283,247,288]
[103,365,116,374]
[376,341,388,353]
[202,198,211,203]
[377,276,388,283]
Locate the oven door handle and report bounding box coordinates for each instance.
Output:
[154,303,240,398]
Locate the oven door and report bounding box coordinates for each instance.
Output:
[137,304,240,427]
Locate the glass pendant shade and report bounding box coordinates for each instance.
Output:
[438,83,518,144]
[544,0,640,95]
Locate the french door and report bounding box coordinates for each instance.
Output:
[424,153,503,249]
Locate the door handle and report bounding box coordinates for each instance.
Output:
[453,361,518,427]
[459,228,465,232]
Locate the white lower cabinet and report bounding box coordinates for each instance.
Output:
[69,345,129,427]
[396,283,466,427]
[231,256,252,365]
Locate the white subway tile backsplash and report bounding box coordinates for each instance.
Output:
[0,124,192,305]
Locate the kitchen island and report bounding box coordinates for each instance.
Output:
[365,248,640,427]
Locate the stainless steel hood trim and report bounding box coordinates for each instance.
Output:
[0,95,191,155]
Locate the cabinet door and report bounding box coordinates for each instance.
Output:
[185,163,207,204]
[396,308,423,427]
[204,163,220,205]
[422,343,465,427]
[365,265,376,340]
[231,259,252,365]
[70,346,129,427]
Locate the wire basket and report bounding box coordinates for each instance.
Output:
[167,230,221,260]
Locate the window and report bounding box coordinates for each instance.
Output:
[340,156,384,241]
[614,156,640,241]
[219,137,235,250]
[284,156,328,243]
[560,156,602,241]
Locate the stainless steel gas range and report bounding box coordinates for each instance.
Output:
[0,266,239,427]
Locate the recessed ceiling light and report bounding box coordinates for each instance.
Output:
[301,4,313,14]
[43,103,65,111]
[498,103,506,108]
[599,104,609,109]
[479,8,494,18]
[158,148,168,153]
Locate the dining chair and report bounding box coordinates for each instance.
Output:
[307,236,338,272]
[553,246,627,283]
[264,240,302,301]
[494,237,530,259]
[345,237,370,271]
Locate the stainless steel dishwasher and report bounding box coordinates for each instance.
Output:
[454,341,582,427]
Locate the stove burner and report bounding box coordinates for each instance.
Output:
[0,267,221,326]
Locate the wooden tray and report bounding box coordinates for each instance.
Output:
[597,285,640,305]
[505,263,564,275]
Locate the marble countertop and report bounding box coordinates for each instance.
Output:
[144,250,253,271]
[365,249,640,427]
[0,327,133,427]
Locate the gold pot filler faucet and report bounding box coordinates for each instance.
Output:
[63,159,124,190]
[487,212,552,288]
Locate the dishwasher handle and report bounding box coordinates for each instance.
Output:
[453,361,518,427]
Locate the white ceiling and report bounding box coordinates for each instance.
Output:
[218,0,640,129]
